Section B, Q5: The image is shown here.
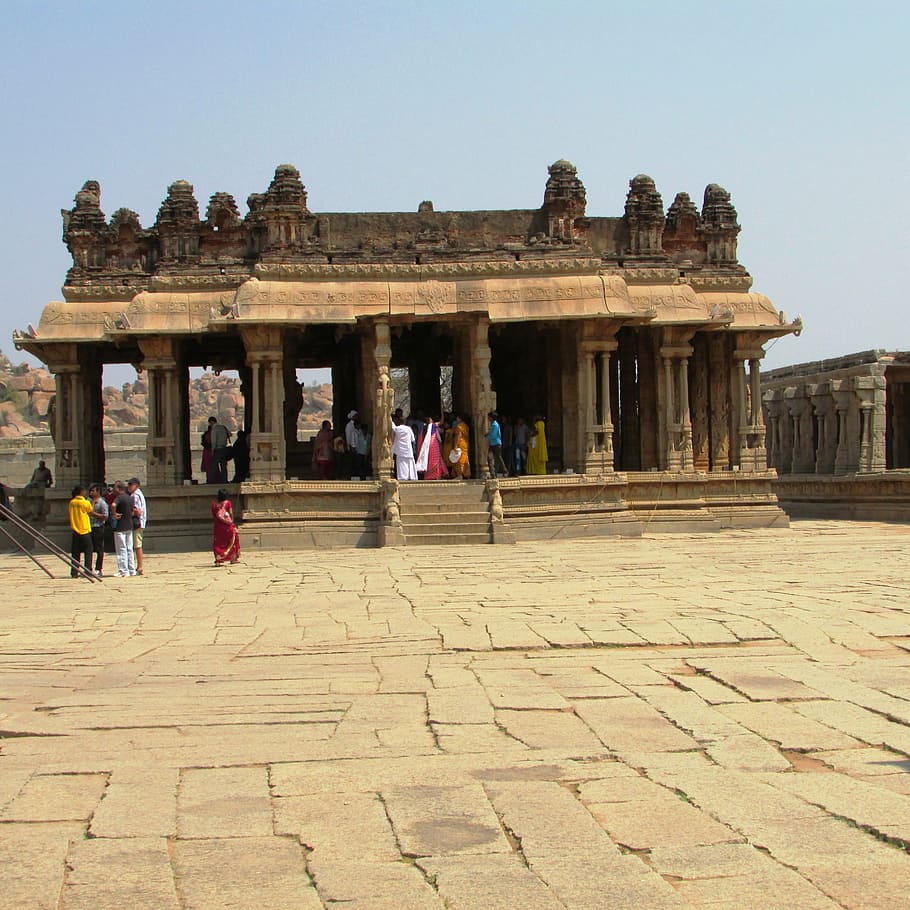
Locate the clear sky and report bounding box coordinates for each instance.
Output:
[2,0,907,378]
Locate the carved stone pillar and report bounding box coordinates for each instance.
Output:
[617,328,640,470]
[140,337,185,485]
[785,390,814,474]
[579,340,616,474]
[579,349,596,463]
[690,334,710,472]
[832,382,857,475]
[777,390,794,474]
[373,320,394,479]
[855,370,887,473]
[764,390,788,473]
[808,384,836,474]
[638,331,659,470]
[660,331,694,472]
[242,326,286,482]
[52,362,80,486]
[708,334,731,470]
[46,344,104,486]
[470,317,496,480]
[733,343,768,473]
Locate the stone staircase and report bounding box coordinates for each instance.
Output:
[397,481,492,545]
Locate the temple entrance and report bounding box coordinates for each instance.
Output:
[489,322,561,472]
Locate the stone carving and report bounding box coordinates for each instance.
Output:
[157,180,200,261]
[623,174,665,256]
[701,184,740,265]
[246,164,314,256]
[382,479,402,526]
[541,159,587,242]
[488,479,505,523]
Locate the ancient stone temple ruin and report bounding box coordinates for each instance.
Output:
[762,351,910,520]
[14,161,801,547]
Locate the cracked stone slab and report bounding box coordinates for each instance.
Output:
[173,836,323,909]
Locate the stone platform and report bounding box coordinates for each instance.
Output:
[1,521,909,908]
[23,471,789,555]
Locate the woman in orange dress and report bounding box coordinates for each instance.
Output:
[449,414,471,479]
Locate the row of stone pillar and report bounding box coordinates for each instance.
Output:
[46,320,771,488]
[577,328,768,475]
[763,371,887,475]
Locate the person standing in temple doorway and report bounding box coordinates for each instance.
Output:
[486,411,509,477]
[345,409,360,478]
[513,416,530,475]
[128,477,147,576]
[209,417,231,484]
[230,429,251,482]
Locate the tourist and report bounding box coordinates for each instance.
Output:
[111,481,136,577]
[230,429,250,482]
[513,417,530,474]
[26,459,53,489]
[209,417,231,484]
[211,489,240,566]
[88,484,108,577]
[68,485,93,579]
[527,415,549,474]
[416,416,447,480]
[312,420,335,479]
[449,413,471,479]
[200,418,214,480]
[345,409,360,478]
[127,477,147,576]
[486,411,510,477]
[390,413,417,480]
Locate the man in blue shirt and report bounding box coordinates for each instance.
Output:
[486,411,510,477]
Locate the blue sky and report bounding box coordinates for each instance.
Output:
[2,0,907,378]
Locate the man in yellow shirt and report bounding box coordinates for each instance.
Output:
[68,485,93,579]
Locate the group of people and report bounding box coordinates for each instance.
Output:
[485,413,549,477]
[390,410,472,481]
[200,417,250,484]
[68,477,147,579]
[311,411,373,480]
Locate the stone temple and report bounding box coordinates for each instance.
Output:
[14,161,801,547]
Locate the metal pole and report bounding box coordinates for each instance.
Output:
[0,522,55,578]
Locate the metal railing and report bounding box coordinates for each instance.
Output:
[0,501,100,582]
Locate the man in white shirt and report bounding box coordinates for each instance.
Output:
[390,415,417,480]
[345,410,359,478]
[127,477,147,576]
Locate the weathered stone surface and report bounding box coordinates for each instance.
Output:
[0,522,909,907]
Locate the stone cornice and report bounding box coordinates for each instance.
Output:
[254,257,605,281]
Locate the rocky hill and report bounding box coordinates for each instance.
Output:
[0,349,332,438]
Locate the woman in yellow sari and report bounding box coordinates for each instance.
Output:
[527,416,548,474]
[449,415,471,479]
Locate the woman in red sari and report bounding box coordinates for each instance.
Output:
[212,489,240,565]
[416,417,448,480]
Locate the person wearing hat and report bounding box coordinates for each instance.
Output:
[127,477,147,576]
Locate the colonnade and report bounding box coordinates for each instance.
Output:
[763,371,888,475]
[43,317,775,489]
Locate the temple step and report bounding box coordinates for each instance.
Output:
[397,481,492,545]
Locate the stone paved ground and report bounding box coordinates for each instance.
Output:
[1,520,910,909]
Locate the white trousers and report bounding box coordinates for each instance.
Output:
[114,530,136,576]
